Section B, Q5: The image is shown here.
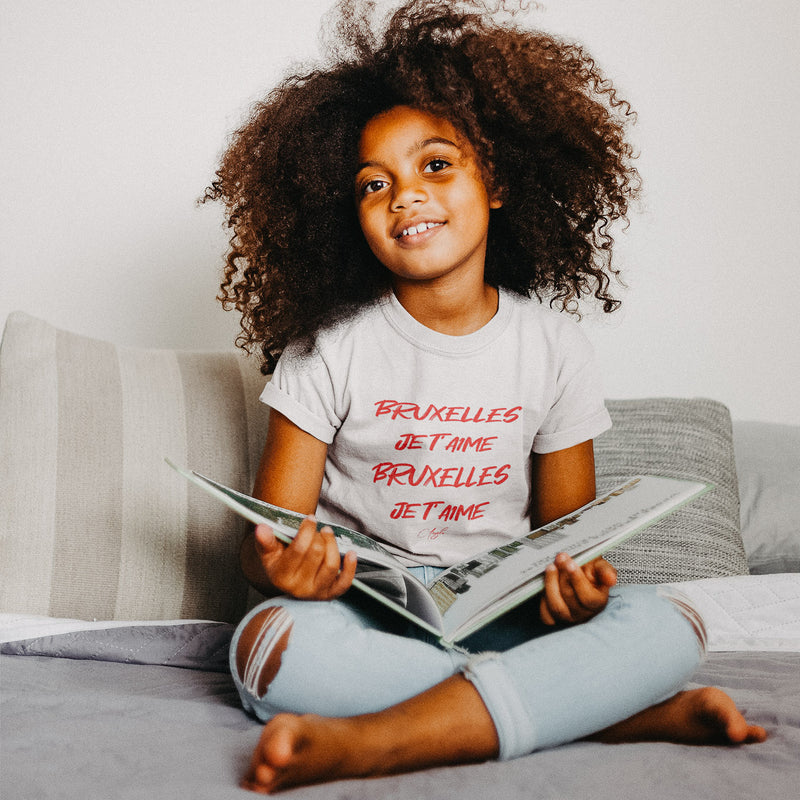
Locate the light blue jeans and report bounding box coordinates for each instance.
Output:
[230,571,705,760]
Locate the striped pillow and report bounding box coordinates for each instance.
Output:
[0,312,269,623]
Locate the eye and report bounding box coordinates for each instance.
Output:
[360,179,388,196]
[423,158,451,173]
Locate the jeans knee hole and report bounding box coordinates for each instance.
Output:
[236,606,294,700]
[657,587,708,656]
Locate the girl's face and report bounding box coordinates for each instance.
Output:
[355,105,501,289]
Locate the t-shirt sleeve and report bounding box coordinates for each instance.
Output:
[532,321,611,454]
[259,344,340,444]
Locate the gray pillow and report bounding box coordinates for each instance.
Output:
[595,398,749,583]
[0,312,269,623]
[733,420,800,574]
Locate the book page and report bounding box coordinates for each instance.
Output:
[166,462,446,636]
[431,476,709,643]
[194,473,410,572]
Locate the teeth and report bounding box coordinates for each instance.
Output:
[401,222,442,237]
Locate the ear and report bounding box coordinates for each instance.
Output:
[489,195,503,210]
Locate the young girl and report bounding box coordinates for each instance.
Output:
[207,1,765,792]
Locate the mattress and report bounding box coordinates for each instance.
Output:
[3,574,800,800]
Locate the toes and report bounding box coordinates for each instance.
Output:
[263,715,302,768]
[243,714,306,793]
[253,762,282,790]
[696,688,765,745]
[744,724,768,744]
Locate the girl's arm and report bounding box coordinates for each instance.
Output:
[531,440,618,626]
[530,439,597,528]
[240,409,357,599]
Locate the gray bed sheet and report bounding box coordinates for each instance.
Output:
[2,623,799,800]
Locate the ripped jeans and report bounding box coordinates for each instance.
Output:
[229,572,706,760]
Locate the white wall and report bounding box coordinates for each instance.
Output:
[2,0,798,424]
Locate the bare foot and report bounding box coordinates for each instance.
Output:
[592,687,768,746]
[241,675,499,794]
[241,714,360,794]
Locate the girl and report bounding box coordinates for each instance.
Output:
[207,1,765,792]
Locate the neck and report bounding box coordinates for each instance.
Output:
[392,278,499,336]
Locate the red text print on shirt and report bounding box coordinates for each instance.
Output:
[374,400,521,424]
[371,399,520,533]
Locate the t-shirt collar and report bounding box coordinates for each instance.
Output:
[380,288,513,355]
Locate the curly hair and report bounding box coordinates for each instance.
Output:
[205,0,639,372]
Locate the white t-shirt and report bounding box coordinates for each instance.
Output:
[261,288,611,566]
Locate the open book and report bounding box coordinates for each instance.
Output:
[167,460,709,648]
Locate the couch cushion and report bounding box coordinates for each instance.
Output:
[0,312,269,622]
[596,398,749,583]
[734,420,800,574]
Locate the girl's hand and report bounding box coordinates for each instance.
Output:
[254,517,357,600]
[539,553,617,626]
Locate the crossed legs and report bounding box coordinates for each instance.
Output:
[231,589,766,793]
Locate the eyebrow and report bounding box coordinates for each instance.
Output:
[356,136,461,172]
[413,136,460,154]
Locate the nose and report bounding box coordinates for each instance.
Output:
[390,176,427,211]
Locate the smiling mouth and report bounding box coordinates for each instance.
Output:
[396,221,445,239]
